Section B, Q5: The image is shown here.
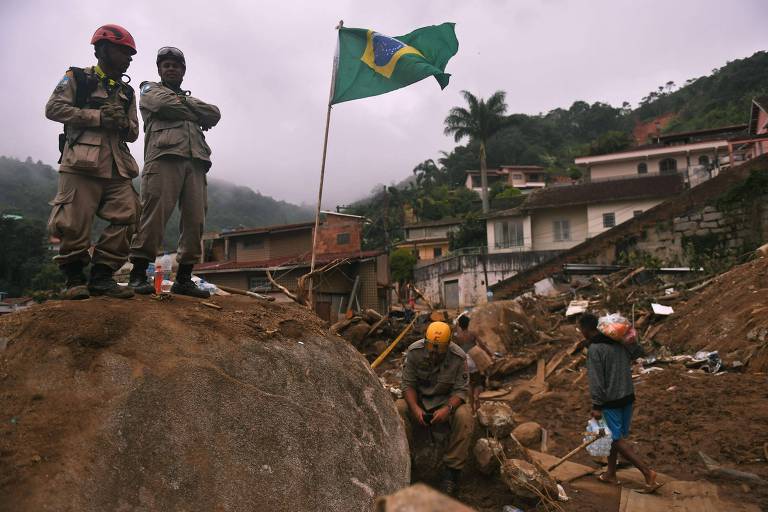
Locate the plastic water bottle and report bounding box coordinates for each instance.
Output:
[155,253,173,294]
[154,258,164,294]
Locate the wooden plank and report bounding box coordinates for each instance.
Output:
[544,350,568,378]
[620,480,762,512]
[615,468,672,487]
[535,358,545,386]
[528,450,596,483]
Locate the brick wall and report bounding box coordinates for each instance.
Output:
[358,260,379,311]
[314,215,363,254]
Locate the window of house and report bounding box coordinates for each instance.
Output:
[659,158,677,174]
[336,232,350,245]
[553,220,571,242]
[513,174,524,180]
[248,277,272,292]
[637,162,648,174]
[471,175,481,188]
[633,210,644,217]
[433,247,443,258]
[698,155,710,167]
[494,219,524,248]
[603,212,616,228]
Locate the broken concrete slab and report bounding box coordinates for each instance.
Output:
[477,402,515,438]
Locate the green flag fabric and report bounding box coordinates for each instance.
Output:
[330,23,458,105]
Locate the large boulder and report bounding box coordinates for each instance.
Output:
[467,300,538,354]
[0,296,409,511]
[512,421,542,448]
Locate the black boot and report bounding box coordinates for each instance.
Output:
[60,261,90,300]
[439,467,461,496]
[171,263,210,298]
[88,263,134,299]
[128,258,154,295]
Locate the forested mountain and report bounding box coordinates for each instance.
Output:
[348,50,768,250]
[0,156,313,295]
[0,156,313,244]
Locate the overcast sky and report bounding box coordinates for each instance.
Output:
[1,0,765,208]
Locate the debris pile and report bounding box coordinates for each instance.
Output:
[368,253,768,510]
[331,308,394,352]
[0,295,409,511]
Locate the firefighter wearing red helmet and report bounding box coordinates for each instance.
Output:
[128,46,221,298]
[44,24,140,300]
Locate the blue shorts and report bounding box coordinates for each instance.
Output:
[602,403,633,440]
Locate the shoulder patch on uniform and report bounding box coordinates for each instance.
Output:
[54,75,69,92]
[140,83,152,95]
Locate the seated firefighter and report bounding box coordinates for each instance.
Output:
[396,321,474,496]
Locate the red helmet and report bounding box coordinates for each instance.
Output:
[90,24,136,55]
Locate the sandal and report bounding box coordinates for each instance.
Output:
[634,481,665,494]
[634,471,664,494]
[597,473,621,485]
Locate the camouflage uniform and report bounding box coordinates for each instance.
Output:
[45,66,140,271]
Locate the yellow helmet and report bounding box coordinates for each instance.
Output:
[425,321,451,353]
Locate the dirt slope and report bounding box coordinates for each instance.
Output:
[0,295,409,511]
[655,256,768,371]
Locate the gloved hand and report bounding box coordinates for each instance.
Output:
[100,104,129,131]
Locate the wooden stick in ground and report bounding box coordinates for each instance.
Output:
[266,269,304,305]
[408,283,435,310]
[216,285,275,301]
[370,318,417,370]
[546,432,604,472]
[365,317,387,338]
[616,267,645,288]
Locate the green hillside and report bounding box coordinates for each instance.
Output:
[349,50,768,250]
[0,156,313,245]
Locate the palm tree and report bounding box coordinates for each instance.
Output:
[444,90,508,213]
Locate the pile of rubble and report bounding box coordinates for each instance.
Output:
[366,251,768,510]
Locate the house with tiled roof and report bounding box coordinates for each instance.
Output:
[194,212,390,321]
[464,165,548,194]
[394,217,462,261]
[486,173,685,254]
[574,124,748,189]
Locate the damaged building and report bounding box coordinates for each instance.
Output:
[194,212,390,321]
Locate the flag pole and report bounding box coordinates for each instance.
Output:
[308,20,343,310]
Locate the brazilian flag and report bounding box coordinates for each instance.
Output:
[330,23,459,105]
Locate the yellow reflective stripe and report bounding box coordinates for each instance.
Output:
[93,65,118,87]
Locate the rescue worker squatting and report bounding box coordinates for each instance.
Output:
[128,46,221,298]
[396,321,474,497]
[45,24,140,300]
